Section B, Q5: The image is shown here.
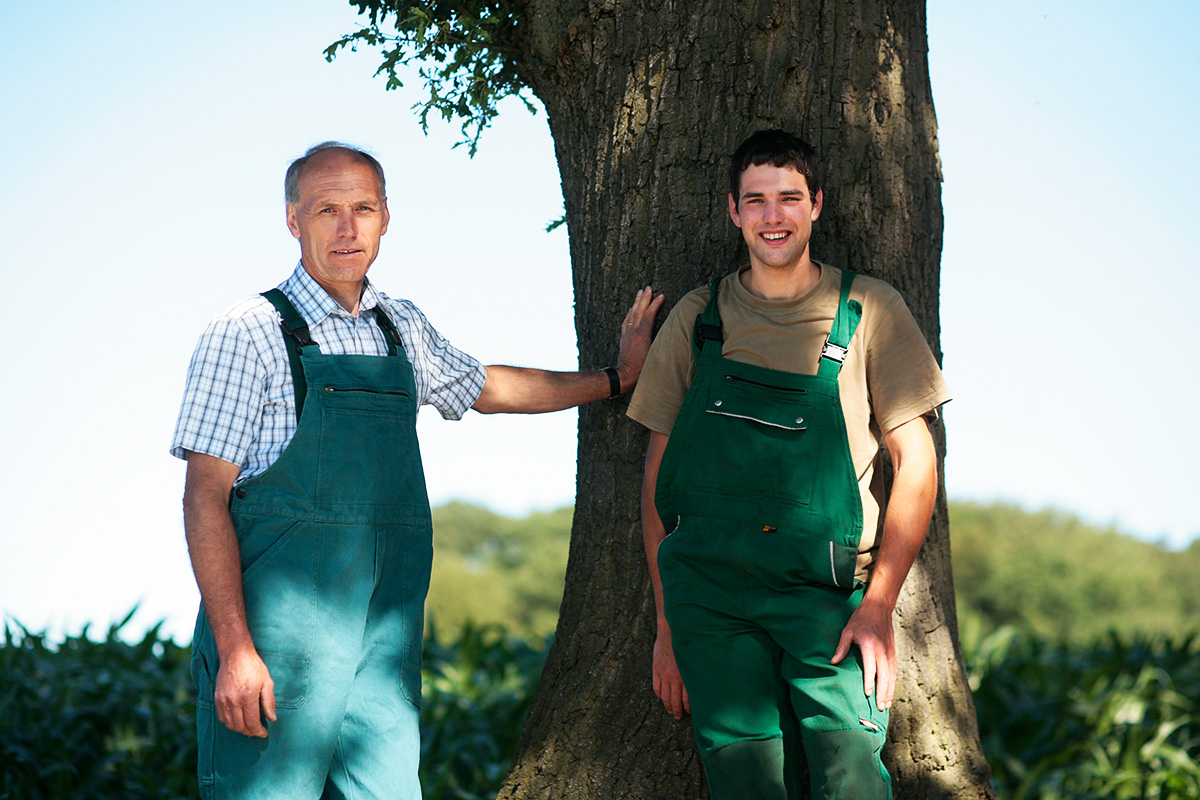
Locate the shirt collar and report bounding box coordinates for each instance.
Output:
[282,261,382,325]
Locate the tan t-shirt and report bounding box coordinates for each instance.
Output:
[628,263,952,580]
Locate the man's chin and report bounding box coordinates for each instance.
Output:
[752,253,804,271]
[327,258,373,275]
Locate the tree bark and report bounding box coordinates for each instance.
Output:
[497,1,994,797]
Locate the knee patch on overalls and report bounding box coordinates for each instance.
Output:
[702,737,799,800]
[804,728,891,800]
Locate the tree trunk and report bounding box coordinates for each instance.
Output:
[497,1,994,797]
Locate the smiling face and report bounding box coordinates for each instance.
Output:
[728,162,823,274]
[286,150,389,310]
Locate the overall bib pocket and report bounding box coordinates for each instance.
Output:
[696,376,823,508]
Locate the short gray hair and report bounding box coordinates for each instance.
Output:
[284,141,387,204]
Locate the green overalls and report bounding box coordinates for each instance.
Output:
[191,290,432,799]
[655,270,892,800]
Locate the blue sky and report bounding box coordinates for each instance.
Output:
[1,1,1196,642]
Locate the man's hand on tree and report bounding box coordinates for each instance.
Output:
[615,286,666,392]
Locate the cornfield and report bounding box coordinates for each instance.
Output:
[2,614,1198,799]
[969,627,1200,799]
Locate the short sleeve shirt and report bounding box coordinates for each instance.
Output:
[627,264,951,579]
[171,263,486,481]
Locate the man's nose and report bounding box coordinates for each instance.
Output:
[763,200,785,222]
[336,210,358,237]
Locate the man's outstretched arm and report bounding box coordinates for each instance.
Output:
[472,287,664,414]
[831,415,938,711]
[183,452,277,738]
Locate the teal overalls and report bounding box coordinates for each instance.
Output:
[191,290,433,799]
[655,270,892,800]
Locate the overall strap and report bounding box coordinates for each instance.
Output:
[369,303,407,357]
[691,278,725,362]
[816,269,863,379]
[262,289,321,421]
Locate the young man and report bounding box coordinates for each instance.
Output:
[172,141,662,799]
[628,130,951,800]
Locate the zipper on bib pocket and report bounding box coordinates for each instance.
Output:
[723,374,808,393]
[324,386,409,396]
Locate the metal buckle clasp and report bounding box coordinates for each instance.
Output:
[820,339,848,364]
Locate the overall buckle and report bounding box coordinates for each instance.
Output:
[820,338,848,364]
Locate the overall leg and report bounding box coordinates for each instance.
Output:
[659,520,802,800]
[672,619,801,800]
[324,524,431,800]
[763,584,891,800]
[193,519,371,799]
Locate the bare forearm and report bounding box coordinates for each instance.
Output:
[183,457,254,659]
[863,419,938,611]
[640,431,690,716]
[473,365,613,414]
[643,488,670,626]
[864,492,933,613]
[182,452,277,736]
[833,419,936,707]
[472,285,665,414]
[641,432,671,626]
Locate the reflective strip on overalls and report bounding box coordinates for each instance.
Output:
[655,270,893,800]
[191,290,431,800]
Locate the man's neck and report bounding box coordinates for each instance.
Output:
[305,270,364,315]
[325,287,363,316]
[739,258,821,301]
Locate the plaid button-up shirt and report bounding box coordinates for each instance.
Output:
[171,263,486,481]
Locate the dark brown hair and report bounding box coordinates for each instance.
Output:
[728,129,821,202]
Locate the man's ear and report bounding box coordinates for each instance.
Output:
[811,188,824,221]
[380,200,390,236]
[728,193,742,228]
[286,204,301,239]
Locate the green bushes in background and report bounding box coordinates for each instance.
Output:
[0,611,196,800]
[420,623,547,799]
[3,500,1198,798]
[5,618,1198,799]
[969,628,1200,799]
[0,616,540,800]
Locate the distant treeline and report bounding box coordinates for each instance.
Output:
[426,502,572,641]
[951,501,1200,643]
[428,499,1200,644]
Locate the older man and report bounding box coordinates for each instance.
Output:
[172,141,661,799]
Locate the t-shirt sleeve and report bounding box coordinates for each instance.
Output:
[170,313,270,467]
[627,291,706,435]
[864,286,952,434]
[393,300,487,420]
